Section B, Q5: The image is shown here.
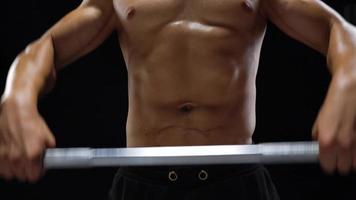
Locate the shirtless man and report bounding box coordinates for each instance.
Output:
[0,0,356,199]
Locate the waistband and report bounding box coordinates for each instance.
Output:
[117,164,263,186]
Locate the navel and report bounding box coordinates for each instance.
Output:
[125,6,136,20]
[178,103,197,113]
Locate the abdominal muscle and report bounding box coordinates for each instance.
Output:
[125,85,256,147]
[126,108,255,147]
[121,21,262,147]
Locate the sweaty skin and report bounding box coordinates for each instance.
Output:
[1,0,356,182]
[118,0,266,147]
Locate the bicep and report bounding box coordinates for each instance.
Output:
[262,0,344,55]
[42,0,118,69]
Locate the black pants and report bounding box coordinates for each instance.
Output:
[109,165,279,200]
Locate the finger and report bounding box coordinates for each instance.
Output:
[44,128,56,148]
[336,111,354,175]
[315,101,341,174]
[0,168,13,181]
[25,129,45,158]
[0,144,13,181]
[26,159,43,183]
[0,159,13,181]
[10,161,27,182]
[319,131,337,174]
[312,121,319,140]
[353,145,356,171]
[9,144,27,182]
[37,121,55,148]
[352,124,356,171]
[25,139,45,182]
[320,147,337,174]
[5,122,27,182]
[0,145,9,159]
[336,145,353,175]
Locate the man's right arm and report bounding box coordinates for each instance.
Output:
[0,0,118,182]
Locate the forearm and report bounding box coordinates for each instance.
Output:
[312,11,356,175]
[327,18,356,77]
[2,35,57,107]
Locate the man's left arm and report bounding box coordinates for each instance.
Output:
[261,0,356,174]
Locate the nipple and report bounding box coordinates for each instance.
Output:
[126,7,136,19]
[242,0,254,12]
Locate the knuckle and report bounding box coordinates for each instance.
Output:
[337,137,353,150]
[27,148,43,161]
[9,150,22,163]
[28,165,42,182]
[334,72,356,92]
[10,164,21,174]
[26,140,45,161]
[35,134,48,146]
[319,136,336,150]
[0,149,8,160]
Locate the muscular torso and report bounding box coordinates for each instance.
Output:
[113,0,267,147]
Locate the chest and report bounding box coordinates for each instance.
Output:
[113,0,263,32]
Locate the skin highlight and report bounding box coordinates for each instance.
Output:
[0,0,356,182]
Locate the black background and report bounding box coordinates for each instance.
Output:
[0,0,356,199]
